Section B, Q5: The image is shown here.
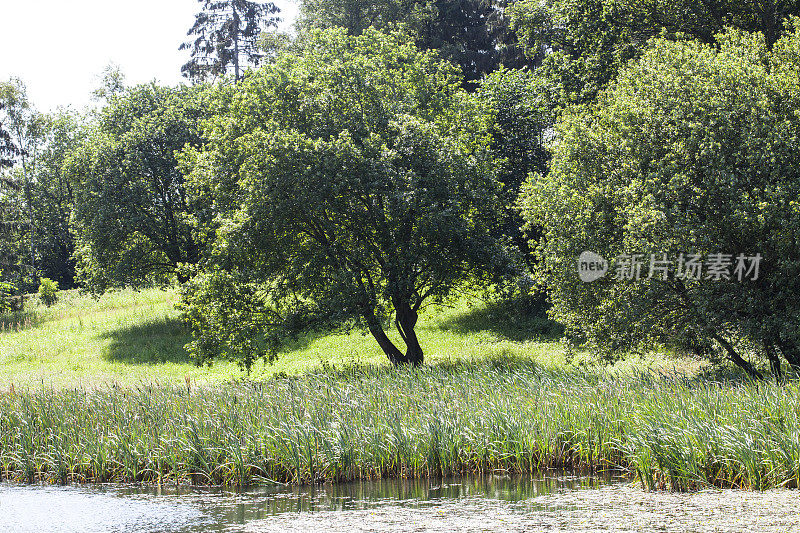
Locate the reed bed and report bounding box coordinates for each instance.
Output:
[1,360,798,491]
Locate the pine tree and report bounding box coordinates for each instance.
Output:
[180,0,280,82]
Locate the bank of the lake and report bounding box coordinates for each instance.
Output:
[2,361,799,492]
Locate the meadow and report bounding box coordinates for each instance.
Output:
[2,288,795,492]
[0,287,576,388]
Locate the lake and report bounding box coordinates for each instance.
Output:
[1,475,798,532]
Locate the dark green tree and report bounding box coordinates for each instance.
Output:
[509,0,800,106]
[181,0,280,82]
[519,27,800,381]
[296,0,531,86]
[66,84,208,292]
[182,28,510,368]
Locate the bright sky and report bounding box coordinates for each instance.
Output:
[0,0,298,113]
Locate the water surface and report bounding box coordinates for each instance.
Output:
[1,475,798,532]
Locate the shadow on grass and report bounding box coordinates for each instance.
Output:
[437,297,564,342]
[272,352,545,382]
[101,316,194,365]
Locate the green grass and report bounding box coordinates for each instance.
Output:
[0,286,688,389]
[10,287,776,492]
[1,362,798,491]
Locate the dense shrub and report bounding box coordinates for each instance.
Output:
[37,277,58,307]
[520,26,800,379]
[0,278,18,313]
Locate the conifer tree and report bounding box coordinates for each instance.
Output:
[181,0,280,82]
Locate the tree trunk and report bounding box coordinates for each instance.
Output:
[709,331,762,380]
[364,310,407,365]
[775,338,800,371]
[394,297,424,367]
[764,340,783,385]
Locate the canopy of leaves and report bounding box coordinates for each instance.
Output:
[520,25,800,378]
[182,28,511,368]
[66,84,207,292]
[510,0,800,105]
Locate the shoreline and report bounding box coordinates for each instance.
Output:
[2,364,799,492]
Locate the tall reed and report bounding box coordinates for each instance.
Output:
[1,361,798,491]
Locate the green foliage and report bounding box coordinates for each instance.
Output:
[296,0,531,86]
[0,276,18,313]
[182,28,512,368]
[66,83,208,292]
[0,81,84,289]
[0,78,43,290]
[37,277,59,307]
[520,26,800,378]
[0,101,18,168]
[510,0,800,106]
[478,67,555,265]
[26,110,84,288]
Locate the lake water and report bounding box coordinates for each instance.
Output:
[1,475,799,532]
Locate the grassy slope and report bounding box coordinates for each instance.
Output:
[0,288,699,389]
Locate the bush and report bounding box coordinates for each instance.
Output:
[520,27,800,379]
[0,279,19,313]
[38,277,59,307]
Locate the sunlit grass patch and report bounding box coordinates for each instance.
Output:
[0,287,581,388]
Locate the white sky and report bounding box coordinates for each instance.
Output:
[0,0,299,113]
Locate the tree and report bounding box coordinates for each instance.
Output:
[66,83,208,292]
[28,110,85,288]
[1,79,85,289]
[0,101,18,169]
[0,177,25,286]
[181,0,280,82]
[296,0,532,87]
[182,28,510,368]
[92,64,126,102]
[478,67,554,267]
[1,91,22,284]
[0,79,49,288]
[519,26,800,380]
[509,0,800,106]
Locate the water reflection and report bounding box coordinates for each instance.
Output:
[0,474,609,532]
[6,475,795,533]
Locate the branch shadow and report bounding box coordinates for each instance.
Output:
[101,315,194,365]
